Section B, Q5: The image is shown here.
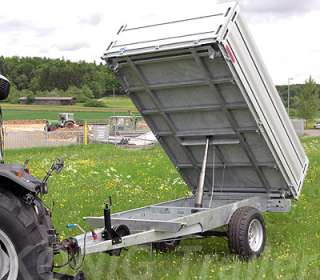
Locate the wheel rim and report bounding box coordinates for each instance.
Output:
[0,229,19,280]
[248,219,264,252]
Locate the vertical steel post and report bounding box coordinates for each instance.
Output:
[84,121,88,145]
[287,77,293,116]
[195,137,210,208]
[209,146,216,208]
[45,126,48,147]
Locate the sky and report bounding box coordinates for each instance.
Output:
[0,0,320,85]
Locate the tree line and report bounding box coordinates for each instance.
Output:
[277,76,320,124]
[0,56,120,104]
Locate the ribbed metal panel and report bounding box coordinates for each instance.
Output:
[104,2,308,199]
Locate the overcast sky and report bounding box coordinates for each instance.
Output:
[1,0,319,85]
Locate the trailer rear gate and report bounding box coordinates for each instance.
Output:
[78,1,308,256]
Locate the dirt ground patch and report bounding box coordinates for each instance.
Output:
[3,120,84,149]
[4,119,47,132]
[305,129,320,137]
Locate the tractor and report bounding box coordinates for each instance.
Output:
[46,113,76,132]
[0,75,81,280]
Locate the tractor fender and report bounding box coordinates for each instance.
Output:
[0,169,40,194]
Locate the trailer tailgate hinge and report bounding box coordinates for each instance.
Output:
[267,199,291,212]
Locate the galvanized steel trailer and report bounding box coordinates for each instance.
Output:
[77,1,308,259]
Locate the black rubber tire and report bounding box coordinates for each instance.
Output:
[64,121,75,129]
[112,224,130,237]
[152,240,180,253]
[47,125,58,132]
[0,189,54,280]
[228,207,266,260]
[108,225,130,256]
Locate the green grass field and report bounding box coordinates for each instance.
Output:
[2,110,131,121]
[0,97,136,121]
[100,96,134,109]
[5,138,320,279]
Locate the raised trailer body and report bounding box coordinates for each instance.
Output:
[77,2,308,257]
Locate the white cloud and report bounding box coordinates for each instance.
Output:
[241,0,320,15]
[0,0,319,84]
[219,0,320,15]
[54,42,90,52]
[79,13,104,26]
[0,18,56,37]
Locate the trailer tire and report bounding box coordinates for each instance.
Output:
[108,224,130,256]
[0,189,54,280]
[152,239,180,253]
[228,207,266,260]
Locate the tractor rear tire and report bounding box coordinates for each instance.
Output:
[64,121,75,129]
[0,189,54,280]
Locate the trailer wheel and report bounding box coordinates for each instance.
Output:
[0,189,53,280]
[152,239,180,253]
[228,207,266,260]
[108,224,130,256]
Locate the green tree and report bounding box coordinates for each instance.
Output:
[6,84,21,104]
[64,85,94,102]
[0,56,118,95]
[79,85,94,102]
[22,90,35,104]
[48,88,64,97]
[0,56,122,103]
[297,76,319,126]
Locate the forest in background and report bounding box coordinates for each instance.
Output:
[0,56,121,105]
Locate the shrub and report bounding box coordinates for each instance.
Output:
[65,86,95,103]
[22,90,35,104]
[7,85,21,104]
[26,94,34,104]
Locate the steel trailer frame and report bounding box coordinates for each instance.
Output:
[73,1,307,257]
[77,194,290,255]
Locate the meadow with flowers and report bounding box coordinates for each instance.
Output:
[5,138,320,279]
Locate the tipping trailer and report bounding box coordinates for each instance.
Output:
[74,1,308,261]
[0,2,309,279]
